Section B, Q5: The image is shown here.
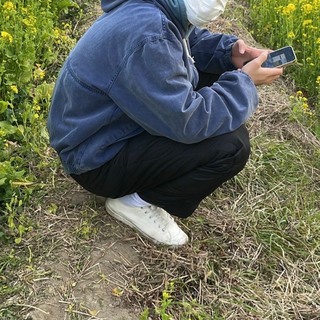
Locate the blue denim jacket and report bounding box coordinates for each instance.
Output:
[47,0,258,174]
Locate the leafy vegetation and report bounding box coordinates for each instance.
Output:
[0,0,79,241]
[247,0,320,137]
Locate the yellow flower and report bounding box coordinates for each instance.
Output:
[3,1,14,11]
[22,17,37,33]
[10,85,18,94]
[162,291,171,299]
[1,31,13,43]
[33,65,45,80]
[306,58,315,67]
[53,28,61,38]
[111,287,123,297]
[303,19,313,26]
[282,3,296,15]
[62,23,71,30]
[288,31,295,39]
[302,3,313,13]
[316,76,320,86]
[22,16,36,28]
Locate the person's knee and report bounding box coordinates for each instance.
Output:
[239,124,250,158]
[235,138,250,172]
[227,125,251,174]
[235,126,251,167]
[207,125,251,175]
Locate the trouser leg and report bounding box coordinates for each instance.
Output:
[139,125,250,217]
[71,125,250,218]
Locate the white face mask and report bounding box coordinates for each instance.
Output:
[184,0,228,27]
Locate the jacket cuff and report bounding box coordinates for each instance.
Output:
[223,41,237,71]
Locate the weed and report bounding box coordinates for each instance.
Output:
[247,0,320,136]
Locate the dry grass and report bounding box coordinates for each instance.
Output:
[123,71,320,319]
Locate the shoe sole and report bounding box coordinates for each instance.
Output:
[105,201,187,247]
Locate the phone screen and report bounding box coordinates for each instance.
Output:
[262,46,297,68]
[270,53,288,67]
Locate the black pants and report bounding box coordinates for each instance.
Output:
[71,72,251,218]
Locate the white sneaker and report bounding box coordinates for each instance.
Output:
[105,198,188,246]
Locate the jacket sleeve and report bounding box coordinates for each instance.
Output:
[189,27,238,74]
[108,35,258,144]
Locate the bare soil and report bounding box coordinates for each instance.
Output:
[25,181,142,320]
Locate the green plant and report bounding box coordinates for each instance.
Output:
[140,281,215,320]
[155,282,175,320]
[0,0,79,240]
[247,0,320,136]
[290,90,319,136]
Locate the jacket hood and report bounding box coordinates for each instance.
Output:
[101,0,189,31]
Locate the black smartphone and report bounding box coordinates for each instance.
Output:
[262,46,297,68]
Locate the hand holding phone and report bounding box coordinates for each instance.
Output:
[262,46,297,68]
[241,51,283,85]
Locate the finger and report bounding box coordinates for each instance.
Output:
[255,51,269,65]
[269,74,281,83]
[269,67,283,76]
[265,68,283,83]
[237,40,246,54]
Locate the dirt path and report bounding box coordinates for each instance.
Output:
[25,179,141,320]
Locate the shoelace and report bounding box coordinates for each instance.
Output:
[143,205,174,231]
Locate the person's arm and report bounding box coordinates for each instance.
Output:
[188,27,238,74]
[188,28,283,85]
[108,35,258,143]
